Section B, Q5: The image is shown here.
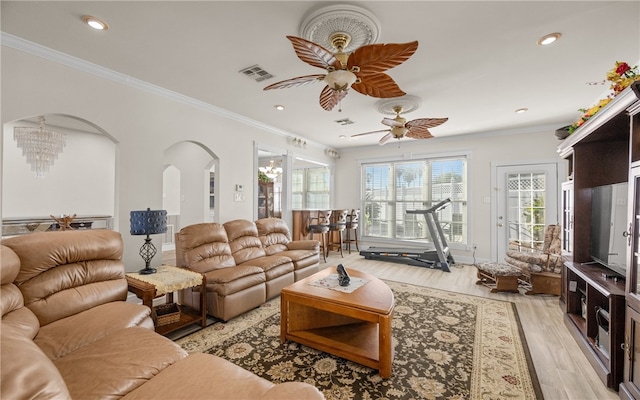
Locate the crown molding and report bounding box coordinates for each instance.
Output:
[1,32,326,150]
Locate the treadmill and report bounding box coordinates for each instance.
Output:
[359,198,454,272]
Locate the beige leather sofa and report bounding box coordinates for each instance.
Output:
[176,217,320,321]
[1,230,323,400]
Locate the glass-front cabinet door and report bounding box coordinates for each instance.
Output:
[622,165,640,399]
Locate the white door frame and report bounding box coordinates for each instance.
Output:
[490,159,565,262]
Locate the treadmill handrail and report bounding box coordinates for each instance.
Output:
[406,198,451,214]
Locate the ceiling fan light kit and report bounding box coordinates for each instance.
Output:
[263,4,418,111]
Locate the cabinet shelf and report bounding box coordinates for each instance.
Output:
[564,262,625,390]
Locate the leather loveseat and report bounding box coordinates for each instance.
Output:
[0,229,323,400]
[175,217,320,321]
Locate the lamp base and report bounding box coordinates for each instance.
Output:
[138,267,157,275]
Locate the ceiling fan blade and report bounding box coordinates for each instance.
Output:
[350,129,390,138]
[319,85,348,111]
[405,117,449,129]
[263,74,325,90]
[378,132,394,145]
[406,126,434,139]
[351,73,406,98]
[348,41,419,75]
[286,36,341,70]
[381,118,405,128]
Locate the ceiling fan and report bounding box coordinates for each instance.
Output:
[351,105,448,145]
[263,34,418,111]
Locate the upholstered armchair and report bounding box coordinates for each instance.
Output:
[504,224,563,295]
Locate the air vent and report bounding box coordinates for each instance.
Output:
[334,118,354,126]
[239,65,274,82]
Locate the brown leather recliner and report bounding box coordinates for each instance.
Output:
[224,219,295,300]
[1,230,324,400]
[176,218,320,322]
[175,222,268,322]
[255,217,320,280]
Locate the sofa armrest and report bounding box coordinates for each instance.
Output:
[287,240,320,252]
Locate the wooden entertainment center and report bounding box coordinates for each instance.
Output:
[557,82,640,395]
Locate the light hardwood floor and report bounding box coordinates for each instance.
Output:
[163,249,618,400]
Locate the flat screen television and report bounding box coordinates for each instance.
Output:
[590,182,628,278]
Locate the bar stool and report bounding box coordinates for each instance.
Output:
[343,209,360,254]
[307,210,332,262]
[328,209,349,258]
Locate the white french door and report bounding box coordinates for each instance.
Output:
[494,163,559,263]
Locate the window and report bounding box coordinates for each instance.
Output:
[292,167,330,209]
[362,156,467,245]
[507,172,546,248]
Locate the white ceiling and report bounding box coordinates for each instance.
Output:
[2,1,639,149]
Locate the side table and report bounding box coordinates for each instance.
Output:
[126,265,207,336]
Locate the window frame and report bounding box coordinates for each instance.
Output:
[358,151,471,250]
[292,166,331,209]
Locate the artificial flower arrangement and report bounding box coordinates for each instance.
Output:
[568,61,640,133]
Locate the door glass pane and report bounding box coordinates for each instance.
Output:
[507,172,546,249]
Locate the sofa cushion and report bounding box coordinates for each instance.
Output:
[121,352,324,400]
[1,304,40,340]
[205,266,266,296]
[224,219,267,264]
[3,230,130,327]
[0,245,20,285]
[122,353,272,399]
[175,223,237,273]
[54,327,187,399]
[1,324,70,399]
[1,244,41,340]
[238,254,293,275]
[35,301,154,360]
[256,217,292,254]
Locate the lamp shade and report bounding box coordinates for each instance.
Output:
[130,208,167,235]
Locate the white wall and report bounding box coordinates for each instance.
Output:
[3,120,116,217]
[162,165,181,216]
[333,129,566,262]
[163,141,214,227]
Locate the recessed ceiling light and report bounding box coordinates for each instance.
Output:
[339,135,347,139]
[82,15,109,30]
[274,105,285,111]
[515,108,528,114]
[537,32,561,46]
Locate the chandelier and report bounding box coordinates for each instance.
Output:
[259,159,283,180]
[13,116,66,179]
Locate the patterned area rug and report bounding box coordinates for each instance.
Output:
[177,281,543,400]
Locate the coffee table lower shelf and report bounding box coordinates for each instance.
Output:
[285,321,383,370]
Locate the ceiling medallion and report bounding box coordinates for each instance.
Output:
[299,4,381,53]
[376,95,422,115]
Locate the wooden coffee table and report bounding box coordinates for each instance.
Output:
[280,267,395,377]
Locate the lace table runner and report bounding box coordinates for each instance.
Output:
[309,273,369,293]
[126,266,202,295]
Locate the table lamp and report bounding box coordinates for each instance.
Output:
[130,208,167,275]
